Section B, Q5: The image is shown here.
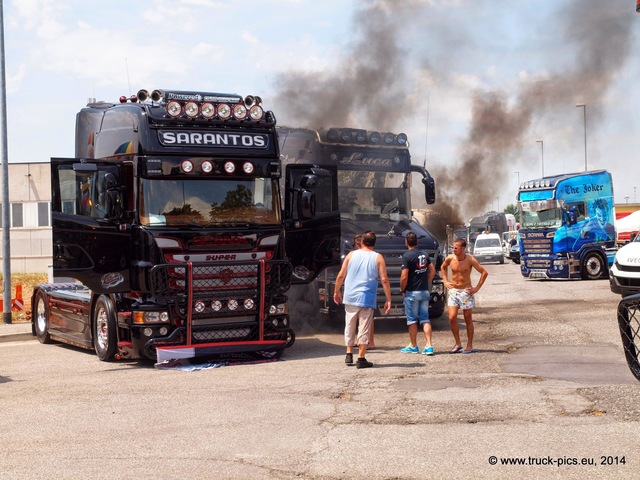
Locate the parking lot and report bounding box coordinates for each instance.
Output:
[1,262,639,479]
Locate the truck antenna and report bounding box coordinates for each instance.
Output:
[125,57,131,96]
[423,88,429,169]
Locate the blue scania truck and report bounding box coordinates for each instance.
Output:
[517,170,616,280]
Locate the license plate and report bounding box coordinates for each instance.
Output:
[385,307,405,316]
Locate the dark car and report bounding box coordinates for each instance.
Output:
[507,239,521,264]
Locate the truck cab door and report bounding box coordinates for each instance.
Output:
[284,165,340,283]
[51,158,131,293]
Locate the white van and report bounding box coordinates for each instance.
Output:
[473,233,504,264]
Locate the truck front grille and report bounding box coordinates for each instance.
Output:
[149,260,291,345]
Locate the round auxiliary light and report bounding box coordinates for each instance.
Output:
[201,102,215,119]
[194,301,206,313]
[233,104,247,120]
[327,129,339,142]
[249,105,263,120]
[184,101,199,118]
[396,133,408,145]
[166,100,182,118]
[534,181,540,187]
[369,131,381,143]
[217,103,231,120]
[243,298,255,310]
[181,160,194,173]
[383,132,394,144]
[269,305,277,315]
[224,161,236,174]
[228,299,239,311]
[211,300,222,312]
[242,162,254,174]
[160,312,170,322]
[201,160,213,173]
[159,326,168,335]
[340,130,351,142]
[355,130,367,142]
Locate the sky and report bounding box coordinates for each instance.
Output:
[3,0,640,225]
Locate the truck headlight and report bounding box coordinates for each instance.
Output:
[133,311,170,324]
[269,303,288,315]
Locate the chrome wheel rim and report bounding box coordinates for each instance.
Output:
[95,307,108,350]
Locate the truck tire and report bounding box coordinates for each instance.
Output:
[581,251,606,280]
[284,328,296,348]
[33,289,52,344]
[93,295,117,361]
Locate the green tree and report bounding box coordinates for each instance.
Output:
[221,185,253,208]
[504,203,517,215]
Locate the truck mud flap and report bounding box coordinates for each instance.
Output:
[617,294,640,382]
[156,340,287,363]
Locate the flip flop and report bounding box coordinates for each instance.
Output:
[450,346,463,354]
[462,349,477,354]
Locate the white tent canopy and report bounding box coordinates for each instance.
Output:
[616,210,640,242]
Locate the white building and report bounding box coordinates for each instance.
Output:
[0,162,52,273]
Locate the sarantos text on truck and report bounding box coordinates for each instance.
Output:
[32,88,322,363]
[278,126,445,324]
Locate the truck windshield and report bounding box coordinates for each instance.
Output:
[337,170,410,222]
[519,206,563,229]
[139,177,280,227]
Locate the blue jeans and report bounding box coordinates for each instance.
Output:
[404,290,430,325]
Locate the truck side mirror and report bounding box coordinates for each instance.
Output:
[422,176,436,205]
[297,190,316,219]
[105,190,123,219]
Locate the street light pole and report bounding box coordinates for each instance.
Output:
[576,104,587,171]
[536,140,544,177]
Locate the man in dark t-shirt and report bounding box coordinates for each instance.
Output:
[400,232,436,355]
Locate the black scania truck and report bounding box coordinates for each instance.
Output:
[32,89,319,363]
[278,126,445,324]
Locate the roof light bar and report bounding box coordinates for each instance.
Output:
[323,128,409,146]
[126,88,271,123]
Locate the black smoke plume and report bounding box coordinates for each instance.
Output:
[274,0,633,241]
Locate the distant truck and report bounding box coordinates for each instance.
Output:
[468,211,509,246]
[517,170,616,280]
[445,224,468,253]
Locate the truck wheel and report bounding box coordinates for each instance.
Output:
[284,328,296,348]
[33,290,52,344]
[581,252,605,280]
[93,295,117,361]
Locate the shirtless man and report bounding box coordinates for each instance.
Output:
[440,238,488,354]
